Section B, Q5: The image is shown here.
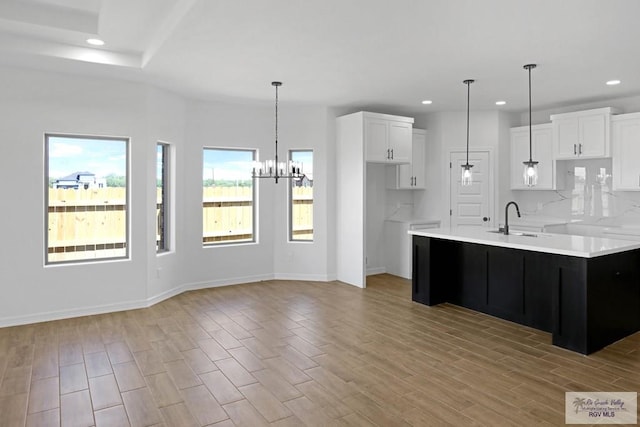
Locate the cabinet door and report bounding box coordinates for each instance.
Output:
[411,131,426,188]
[613,116,640,190]
[579,114,607,157]
[533,126,555,189]
[388,121,411,163]
[486,246,525,324]
[396,129,425,189]
[510,129,530,189]
[554,118,580,159]
[510,125,557,190]
[365,118,389,162]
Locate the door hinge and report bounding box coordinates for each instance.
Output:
[449,162,452,168]
[449,209,452,216]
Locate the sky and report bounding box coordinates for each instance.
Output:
[48,136,127,179]
[203,148,313,181]
[48,137,313,182]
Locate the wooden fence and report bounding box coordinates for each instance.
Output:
[47,186,313,260]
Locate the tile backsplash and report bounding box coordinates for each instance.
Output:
[513,158,640,226]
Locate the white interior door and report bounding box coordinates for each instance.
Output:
[450,151,491,227]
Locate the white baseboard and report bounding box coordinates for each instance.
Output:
[366,267,386,276]
[273,272,334,282]
[0,273,336,328]
[0,299,147,328]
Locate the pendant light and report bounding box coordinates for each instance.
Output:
[461,79,475,186]
[252,81,304,183]
[522,64,539,187]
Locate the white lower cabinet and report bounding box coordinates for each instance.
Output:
[384,220,439,279]
[510,123,561,190]
[612,113,640,191]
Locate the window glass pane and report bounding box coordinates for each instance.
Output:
[46,134,128,263]
[203,148,255,244]
[157,143,168,252]
[289,150,313,241]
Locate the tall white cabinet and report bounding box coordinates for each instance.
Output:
[365,115,412,163]
[388,128,426,189]
[551,107,618,159]
[336,111,414,288]
[510,124,561,190]
[612,113,640,191]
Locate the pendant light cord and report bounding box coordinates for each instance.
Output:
[465,80,472,165]
[466,81,470,164]
[274,82,279,172]
[528,66,533,162]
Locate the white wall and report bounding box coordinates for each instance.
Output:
[0,65,333,327]
[414,110,513,226]
[0,66,151,325]
[184,101,332,285]
[510,95,640,226]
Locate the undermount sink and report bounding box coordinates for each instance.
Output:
[486,230,539,238]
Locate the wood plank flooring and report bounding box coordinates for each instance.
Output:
[1,274,639,426]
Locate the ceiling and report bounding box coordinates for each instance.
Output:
[1,0,639,115]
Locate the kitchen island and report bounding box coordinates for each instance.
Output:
[410,227,640,354]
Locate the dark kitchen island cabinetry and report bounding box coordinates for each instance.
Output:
[411,229,640,355]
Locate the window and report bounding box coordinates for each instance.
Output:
[46,134,129,263]
[157,142,169,252]
[289,150,313,241]
[203,148,255,244]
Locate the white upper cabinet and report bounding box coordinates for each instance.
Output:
[612,113,640,191]
[388,128,426,189]
[510,124,561,190]
[551,107,618,159]
[364,113,413,163]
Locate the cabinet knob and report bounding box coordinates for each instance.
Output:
[391,149,394,159]
[573,144,577,155]
[578,143,582,155]
[482,217,489,222]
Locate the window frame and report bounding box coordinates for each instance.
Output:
[288,149,313,242]
[44,133,130,265]
[202,147,257,246]
[156,142,170,253]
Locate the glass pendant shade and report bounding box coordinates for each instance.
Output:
[522,160,538,187]
[461,164,473,186]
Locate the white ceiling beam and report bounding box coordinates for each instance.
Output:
[140,0,199,68]
[0,33,141,68]
[0,0,99,34]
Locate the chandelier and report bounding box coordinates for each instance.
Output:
[252,81,304,183]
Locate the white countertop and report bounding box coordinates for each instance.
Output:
[384,218,441,225]
[409,227,640,258]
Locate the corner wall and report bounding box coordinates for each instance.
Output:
[0,65,333,327]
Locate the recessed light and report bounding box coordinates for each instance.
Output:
[495,101,507,106]
[421,100,432,105]
[606,79,621,86]
[86,38,105,46]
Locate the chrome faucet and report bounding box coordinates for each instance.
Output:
[504,201,521,235]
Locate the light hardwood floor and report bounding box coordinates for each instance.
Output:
[1,274,639,426]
